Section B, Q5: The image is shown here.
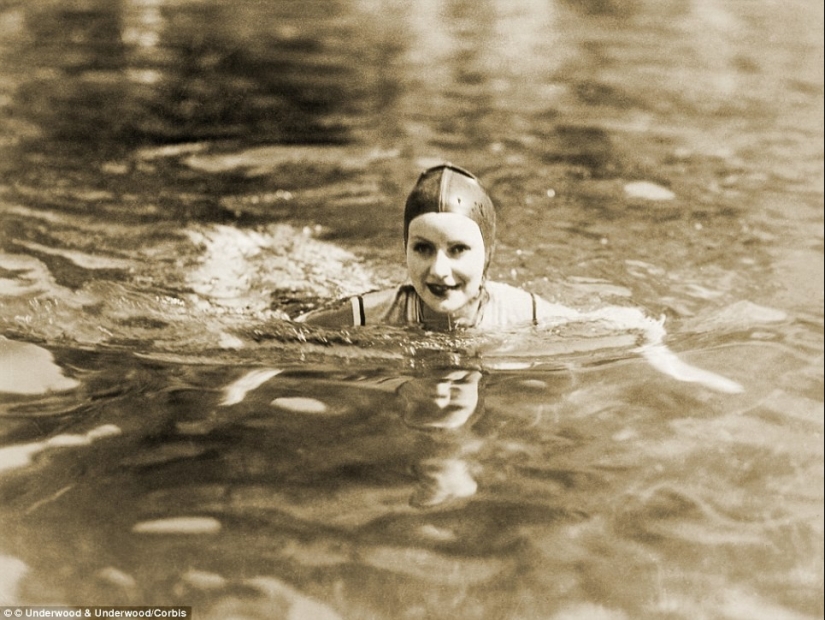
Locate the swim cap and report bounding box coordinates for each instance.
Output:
[403,164,497,269]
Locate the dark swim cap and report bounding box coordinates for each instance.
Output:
[403,164,497,269]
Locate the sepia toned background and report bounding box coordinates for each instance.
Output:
[1,0,822,618]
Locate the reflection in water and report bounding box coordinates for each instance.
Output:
[398,369,485,507]
[1,347,821,618]
[12,0,370,149]
[13,0,126,147]
[122,0,163,52]
[399,369,483,430]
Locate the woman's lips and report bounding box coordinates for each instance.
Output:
[426,283,459,298]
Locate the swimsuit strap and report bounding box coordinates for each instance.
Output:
[406,287,422,323]
[530,293,538,326]
[351,295,366,326]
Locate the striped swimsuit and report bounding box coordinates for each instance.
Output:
[349,283,538,328]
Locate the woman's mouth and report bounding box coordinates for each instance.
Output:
[426,283,459,298]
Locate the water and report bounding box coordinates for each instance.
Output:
[0,0,822,618]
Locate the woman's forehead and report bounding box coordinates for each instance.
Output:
[407,212,484,241]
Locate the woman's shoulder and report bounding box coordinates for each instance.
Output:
[483,281,533,304]
[297,286,405,327]
[478,281,533,327]
[481,281,580,327]
[362,287,405,317]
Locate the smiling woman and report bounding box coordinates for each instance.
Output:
[299,163,572,330]
[406,211,487,326]
[298,164,743,394]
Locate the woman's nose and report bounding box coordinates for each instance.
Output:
[429,250,452,277]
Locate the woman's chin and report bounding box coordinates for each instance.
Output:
[422,294,470,317]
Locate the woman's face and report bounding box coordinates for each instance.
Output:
[406,212,486,318]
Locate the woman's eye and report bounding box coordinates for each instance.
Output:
[412,242,433,254]
[449,244,471,256]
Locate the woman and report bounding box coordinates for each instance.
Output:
[299,163,579,330]
[299,163,742,393]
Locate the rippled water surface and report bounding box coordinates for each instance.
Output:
[0,0,822,618]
